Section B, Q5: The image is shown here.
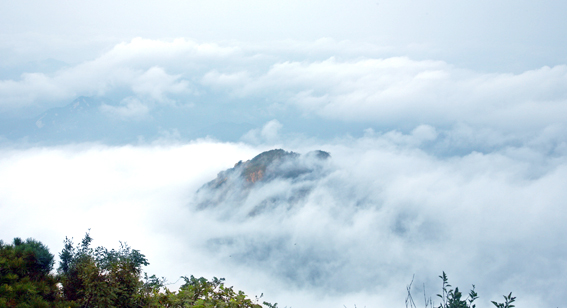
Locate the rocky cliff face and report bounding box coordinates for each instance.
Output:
[194,149,331,216]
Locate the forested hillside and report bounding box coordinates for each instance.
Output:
[1,233,515,308]
[0,233,274,308]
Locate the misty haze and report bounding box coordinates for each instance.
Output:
[1,1,567,307]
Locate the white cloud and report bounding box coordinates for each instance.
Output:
[201,70,251,93]
[260,120,283,141]
[2,38,567,149]
[0,38,234,113]
[203,57,567,135]
[0,72,69,109]
[0,141,260,280]
[131,66,190,103]
[241,120,283,145]
[100,97,150,120]
[0,134,566,307]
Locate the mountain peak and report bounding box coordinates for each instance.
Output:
[195,149,331,214]
[241,149,299,183]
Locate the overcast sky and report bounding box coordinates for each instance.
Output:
[1,1,567,307]
[2,0,567,70]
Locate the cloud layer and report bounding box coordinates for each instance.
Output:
[0,132,565,307]
[2,38,567,156]
[204,57,567,135]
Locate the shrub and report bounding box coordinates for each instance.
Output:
[405,272,515,308]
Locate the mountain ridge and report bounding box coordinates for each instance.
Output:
[195,148,331,215]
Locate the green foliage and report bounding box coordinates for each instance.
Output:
[159,275,264,308]
[406,272,515,308]
[491,293,515,308]
[261,301,279,308]
[435,272,478,308]
[55,232,274,308]
[57,231,150,308]
[2,233,275,307]
[8,233,522,308]
[0,238,62,308]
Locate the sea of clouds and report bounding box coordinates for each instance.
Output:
[1,37,567,307]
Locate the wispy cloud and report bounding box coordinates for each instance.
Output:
[100,97,150,120]
[204,57,567,133]
[3,38,567,151]
[0,38,232,113]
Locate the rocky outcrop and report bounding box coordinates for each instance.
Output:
[194,149,331,215]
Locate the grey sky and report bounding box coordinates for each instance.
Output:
[2,0,567,70]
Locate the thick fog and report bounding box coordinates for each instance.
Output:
[1,127,566,307]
